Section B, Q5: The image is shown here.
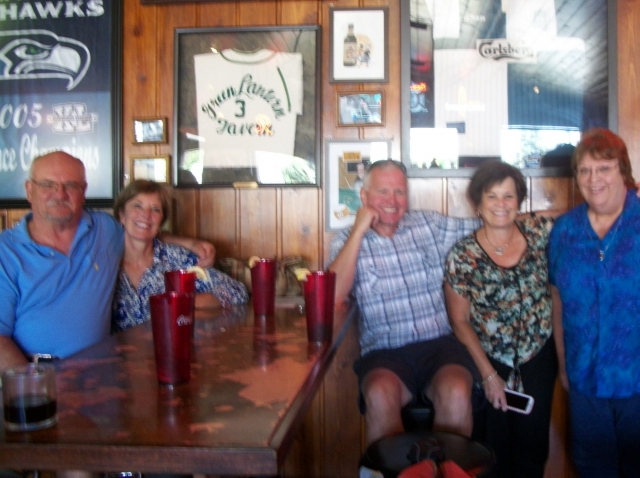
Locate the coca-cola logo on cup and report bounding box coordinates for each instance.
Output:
[176,315,193,326]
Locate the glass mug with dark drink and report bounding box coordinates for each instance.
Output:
[2,363,57,431]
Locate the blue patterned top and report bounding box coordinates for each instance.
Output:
[329,210,480,355]
[112,239,248,332]
[549,189,640,398]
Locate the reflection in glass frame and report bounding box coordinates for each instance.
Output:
[0,1,122,208]
[337,91,385,127]
[330,7,389,83]
[131,155,171,184]
[174,26,320,187]
[400,0,615,177]
[133,117,168,144]
[325,139,391,232]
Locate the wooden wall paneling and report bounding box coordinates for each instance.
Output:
[198,2,238,26]
[280,188,321,270]
[6,209,29,229]
[198,189,239,260]
[530,177,573,213]
[156,4,196,163]
[238,1,277,26]
[239,189,278,259]
[282,396,323,477]
[122,0,159,185]
[170,188,198,238]
[280,1,320,26]
[617,0,640,177]
[408,178,444,212]
[446,178,473,217]
[321,314,364,478]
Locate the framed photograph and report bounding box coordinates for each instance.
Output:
[0,1,122,208]
[133,117,167,144]
[131,155,170,184]
[337,91,384,127]
[330,7,389,83]
[400,0,613,177]
[174,26,320,187]
[325,139,392,231]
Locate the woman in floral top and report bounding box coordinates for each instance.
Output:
[111,180,248,333]
[444,161,560,478]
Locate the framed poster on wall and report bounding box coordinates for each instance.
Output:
[174,26,320,187]
[329,7,389,83]
[325,139,391,231]
[0,1,122,207]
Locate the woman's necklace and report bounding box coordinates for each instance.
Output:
[484,227,516,256]
[598,218,621,261]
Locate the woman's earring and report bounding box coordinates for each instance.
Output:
[476,210,481,218]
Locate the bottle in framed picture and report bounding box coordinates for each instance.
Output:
[343,23,358,66]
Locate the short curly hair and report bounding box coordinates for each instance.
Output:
[467,160,527,208]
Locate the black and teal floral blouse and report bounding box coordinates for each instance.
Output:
[444,215,554,389]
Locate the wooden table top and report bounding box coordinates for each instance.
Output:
[0,300,355,476]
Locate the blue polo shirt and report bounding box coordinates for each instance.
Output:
[0,210,124,358]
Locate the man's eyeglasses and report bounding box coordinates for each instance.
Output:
[30,179,86,194]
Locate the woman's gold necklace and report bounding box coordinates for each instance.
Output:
[484,227,516,256]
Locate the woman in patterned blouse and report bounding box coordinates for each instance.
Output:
[111,180,248,333]
[443,161,560,478]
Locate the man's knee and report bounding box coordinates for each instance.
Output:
[428,365,473,410]
[362,368,411,412]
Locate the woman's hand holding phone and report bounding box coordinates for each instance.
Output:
[482,372,509,412]
[504,389,535,414]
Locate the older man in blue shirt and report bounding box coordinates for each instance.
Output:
[0,151,214,372]
[329,159,482,445]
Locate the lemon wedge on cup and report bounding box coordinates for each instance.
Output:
[248,256,261,268]
[294,267,312,281]
[186,266,208,280]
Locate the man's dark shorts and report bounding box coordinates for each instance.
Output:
[353,334,484,414]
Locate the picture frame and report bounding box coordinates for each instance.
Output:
[0,1,122,208]
[330,7,389,83]
[133,117,167,144]
[325,139,392,231]
[400,0,614,177]
[337,91,385,127]
[131,155,171,184]
[174,26,320,187]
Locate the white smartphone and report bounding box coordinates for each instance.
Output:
[504,389,534,414]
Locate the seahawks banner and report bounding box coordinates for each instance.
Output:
[0,0,120,205]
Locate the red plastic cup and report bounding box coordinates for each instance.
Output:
[164,270,196,294]
[149,292,194,385]
[302,271,336,343]
[164,270,196,336]
[250,259,276,316]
